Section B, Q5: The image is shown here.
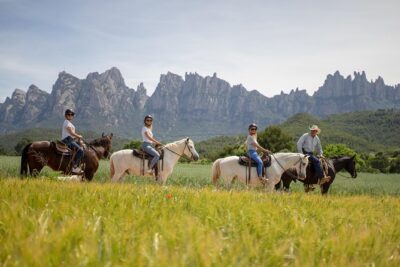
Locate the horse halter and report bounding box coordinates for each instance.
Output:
[272,153,307,180]
[162,139,196,160]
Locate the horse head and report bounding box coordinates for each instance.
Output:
[89,133,113,159]
[297,154,309,180]
[183,138,199,161]
[346,155,357,178]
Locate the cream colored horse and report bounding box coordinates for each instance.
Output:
[211,153,308,192]
[110,138,199,184]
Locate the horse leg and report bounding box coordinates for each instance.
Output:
[112,171,126,182]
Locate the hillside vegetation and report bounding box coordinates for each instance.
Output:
[0,128,129,155]
[198,109,400,156]
[279,109,400,152]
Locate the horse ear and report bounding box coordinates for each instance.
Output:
[102,132,105,137]
[186,137,189,142]
[110,133,113,139]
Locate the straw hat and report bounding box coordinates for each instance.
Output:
[309,125,321,134]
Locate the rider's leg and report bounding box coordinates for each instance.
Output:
[249,150,265,181]
[69,140,84,167]
[309,154,330,184]
[142,144,160,170]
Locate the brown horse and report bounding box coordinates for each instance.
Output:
[276,155,357,194]
[20,134,113,181]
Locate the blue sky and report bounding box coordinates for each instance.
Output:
[0,0,399,101]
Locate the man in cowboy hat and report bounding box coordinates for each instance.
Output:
[297,125,330,184]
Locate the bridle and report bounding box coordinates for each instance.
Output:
[161,139,196,160]
[271,153,307,180]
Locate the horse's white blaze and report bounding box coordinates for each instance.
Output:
[212,153,308,192]
[110,138,199,184]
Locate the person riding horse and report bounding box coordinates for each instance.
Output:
[141,115,162,174]
[61,109,84,174]
[297,125,330,184]
[246,123,270,183]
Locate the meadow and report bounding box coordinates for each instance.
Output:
[1,156,400,266]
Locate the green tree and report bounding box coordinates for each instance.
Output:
[0,145,6,155]
[14,138,32,155]
[370,152,390,173]
[258,126,293,152]
[123,140,142,149]
[324,143,357,157]
[389,158,400,173]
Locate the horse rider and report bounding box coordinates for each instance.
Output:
[246,123,270,183]
[141,115,162,174]
[61,109,84,174]
[297,125,330,184]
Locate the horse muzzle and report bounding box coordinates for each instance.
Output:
[192,154,199,161]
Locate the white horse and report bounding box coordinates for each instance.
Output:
[110,138,199,184]
[211,153,309,192]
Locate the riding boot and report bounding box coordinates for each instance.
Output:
[318,175,331,185]
[259,176,269,185]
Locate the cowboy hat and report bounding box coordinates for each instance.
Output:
[309,125,321,133]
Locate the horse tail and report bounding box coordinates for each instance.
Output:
[211,159,221,185]
[110,155,115,180]
[20,143,32,177]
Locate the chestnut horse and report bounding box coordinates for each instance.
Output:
[276,155,357,194]
[20,134,113,181]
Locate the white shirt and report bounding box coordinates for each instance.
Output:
[297,133,323,155]
[141,126,154,144]
[246,135,258,151]
[62,120,75,140]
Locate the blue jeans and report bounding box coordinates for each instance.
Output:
[142,142,160,169]
[248,150,263,177]
[305,152,324,178]
[62,136,84,167]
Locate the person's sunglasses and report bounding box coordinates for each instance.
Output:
[67,113,74,116]
[250,128,257,131]
[146,119,153,122]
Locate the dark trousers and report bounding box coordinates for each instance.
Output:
[305,152,324,178]
[62,136,84,167]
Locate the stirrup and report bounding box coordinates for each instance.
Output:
[318,176,331,185]
[259,177,269,185]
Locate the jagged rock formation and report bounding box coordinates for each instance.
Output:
[0,68,399,139]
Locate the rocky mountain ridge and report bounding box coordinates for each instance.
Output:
[1,67,399,139]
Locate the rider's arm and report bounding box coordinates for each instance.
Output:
[67,126,82,139]
[144,131,161,145]
[250,139,268,152]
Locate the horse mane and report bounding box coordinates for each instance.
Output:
[164,138,188,149]
[89,137,111,147]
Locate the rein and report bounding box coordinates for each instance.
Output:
[161,140,194,160]
[271,153,303,180]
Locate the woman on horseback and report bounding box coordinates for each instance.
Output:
[246,123,270,182]
[61,109,84,174]
[141,115,162,173]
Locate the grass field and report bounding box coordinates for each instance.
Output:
[1,156,400,266]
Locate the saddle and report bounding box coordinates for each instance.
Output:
[238,154,271,168]
[132,148,164,161]
[309,156,330,176]
[238,153,271,184]
[52,141,72,156]
[132,148,164,177]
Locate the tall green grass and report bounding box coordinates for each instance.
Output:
[1,156,400,266]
